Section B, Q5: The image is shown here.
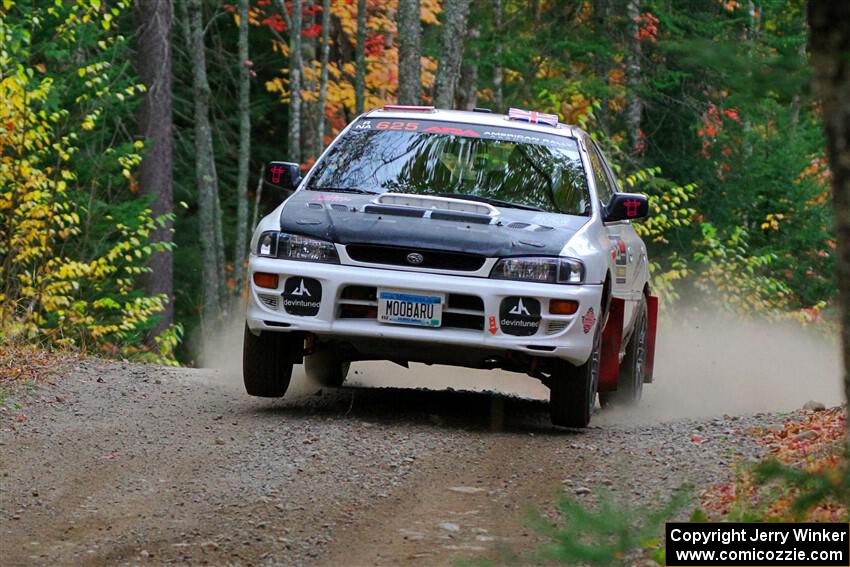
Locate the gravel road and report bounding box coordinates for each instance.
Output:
[0,349,806,567]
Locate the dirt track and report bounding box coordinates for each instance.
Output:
[0,352,804,567]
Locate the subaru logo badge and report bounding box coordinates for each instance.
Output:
[406,252,424,265]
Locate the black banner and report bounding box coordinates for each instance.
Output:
[666,522,849,566]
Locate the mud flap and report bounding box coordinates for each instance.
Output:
[598,297,624,392]
[644,295,659,383]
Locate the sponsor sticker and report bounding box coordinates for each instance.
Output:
[282,277,322,316]
[499,297,541,337]
[581,307,595,334]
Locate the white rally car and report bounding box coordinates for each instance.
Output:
[245,106,658,427]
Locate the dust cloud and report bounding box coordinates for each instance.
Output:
[195,303,322,396]
[198,308,843,423]
[602,314,843,424]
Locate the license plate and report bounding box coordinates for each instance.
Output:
[377,289,444,327]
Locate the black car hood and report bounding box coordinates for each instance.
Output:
[278,190,588,257]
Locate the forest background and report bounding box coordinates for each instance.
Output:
[0,0,835,364]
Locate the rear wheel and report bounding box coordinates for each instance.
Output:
[304,349,350,387]
[600,298,647,408]
[549,324,601,428]
[242,325,300,397]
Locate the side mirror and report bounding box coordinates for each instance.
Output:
[263,161,301,192]
[603,192,649,222]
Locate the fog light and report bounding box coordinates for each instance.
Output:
[549,299,578,315]
[253,272,279,289]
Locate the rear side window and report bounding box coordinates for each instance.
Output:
[587,142,614,205]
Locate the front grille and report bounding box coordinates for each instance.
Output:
[337,286,484,331]
[345,245,486,272]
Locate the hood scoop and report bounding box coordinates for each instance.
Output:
[363,193,496,225]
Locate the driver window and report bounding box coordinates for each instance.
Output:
[587,142,614,205]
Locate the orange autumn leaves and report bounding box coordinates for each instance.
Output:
[254,0,441,150]
[701,408,848,521]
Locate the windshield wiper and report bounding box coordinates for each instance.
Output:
[433,193,544,212]
[306,185,379,195]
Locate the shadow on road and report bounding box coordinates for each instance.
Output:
[253,384,590,436]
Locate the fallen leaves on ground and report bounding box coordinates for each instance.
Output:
[700,407,847,521]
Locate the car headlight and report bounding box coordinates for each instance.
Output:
[490,256,584,284]
[256,231,339,263]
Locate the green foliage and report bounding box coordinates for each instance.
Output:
[754,459,850,520]
[527,489,690,566]
[0,0,178,364]
[462,488,691,567]
[692,224,794,315]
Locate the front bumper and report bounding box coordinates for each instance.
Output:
[246,257,602,366]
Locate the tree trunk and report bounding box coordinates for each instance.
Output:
[434,0,471,109]
[625,0,642,154]
[491,0,502,111]
[301,21,318,161]
[355,0,366,114]
[187,0,225,325]
[397,0,421,105]
[317,0,331,153]
[590,0,611,136]
[233,0,251,295]
[278,0,302,162]
[456,24,479,110]
[808,1,850,433]
[135,0,174,339]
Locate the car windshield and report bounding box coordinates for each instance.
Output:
[307,118,591,215]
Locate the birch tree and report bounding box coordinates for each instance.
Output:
[316,0,331,153]
[233,0,251,294]
[625,0,642,154]
[491,0,503,111]
[277,0,302,162]
[135,0,174,335]
[187,0,226,324]
[397,0,421,105]
[808,0,850,423]
[355,0,366,114]
[434,0,471,109]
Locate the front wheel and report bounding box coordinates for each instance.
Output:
[242,325,300,397]
[549,324,601,428]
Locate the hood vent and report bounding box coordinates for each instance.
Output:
[376,193,498,217]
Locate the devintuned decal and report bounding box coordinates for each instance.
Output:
[499,297,541,337]
[282,277,322,316]
[581,307,595,334]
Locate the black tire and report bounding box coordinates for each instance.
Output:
[304,349,350,387]
[242,325,299,397]
[549,323,601,428]
[600,298,647,408]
